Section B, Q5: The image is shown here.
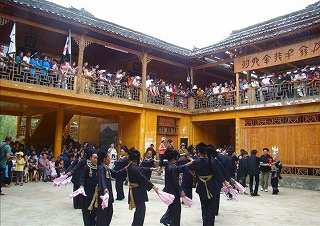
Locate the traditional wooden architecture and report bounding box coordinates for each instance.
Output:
[0,0,319,177]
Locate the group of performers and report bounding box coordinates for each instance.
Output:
[64,142,233,226]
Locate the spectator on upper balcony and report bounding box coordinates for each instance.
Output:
[30,55,42,78]
[146,75,153,88]
[251,77,260,88]
[0,44,8,68]
[196,87,205,97]
[204,87,211,97]
[132,75,141,88]
[60,58,70,75]
[22,50,32,70]
[15,51,23,64]
[41,55,51,76]
[212,83,219,95]
[239,78,244,90]
[261,73,273,88]
[114,69,123,84]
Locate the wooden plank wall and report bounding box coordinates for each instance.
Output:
[241,122,320,166]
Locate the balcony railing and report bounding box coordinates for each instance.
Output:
[1,63,319,111]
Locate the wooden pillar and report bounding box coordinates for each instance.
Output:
[25,116,31,143]
[74,35,91,93]
[236,73,240,105]
[139,109,146,154]
[54,108,64,158]
[235,117,241,154]
[190,67,194,86]
[16,116,22,139]
[140,52,150,103]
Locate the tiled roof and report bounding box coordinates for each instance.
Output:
[192,1,320,57]
[4,0,320,59]
[5,0,192,57]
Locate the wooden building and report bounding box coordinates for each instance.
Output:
[0,0,319,177]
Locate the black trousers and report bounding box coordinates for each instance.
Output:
[132,200,146,226]
[0,167,5,193]
[271,178,279,191]
[96,202,113,226]
[160,196,181,226]
[182,184,193,200]
[115,177,125,200]
[200,197,215,226]
[82,196,97,226]
[73,183,82,209]
[249,174,260,194]
[214,187,221,216]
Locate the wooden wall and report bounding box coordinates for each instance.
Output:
[241,120,320,165]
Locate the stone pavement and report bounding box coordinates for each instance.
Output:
[1,181,319,226]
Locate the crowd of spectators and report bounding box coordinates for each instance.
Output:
[1,44,319,107]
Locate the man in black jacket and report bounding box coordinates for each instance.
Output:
[113,145,129,200]
[247,150,261,196]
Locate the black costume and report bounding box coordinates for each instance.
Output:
[237,157,248,187]
[127,162,154,226]
[193,157,226,226]
[79,160,98,226]
[247,155,261,195]
[66,158,86,209]
[139,157,155,180]
[160,161,186,226]
[113,155,129,200]
[96,163,115,226]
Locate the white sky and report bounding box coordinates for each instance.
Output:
[49,0,317,50]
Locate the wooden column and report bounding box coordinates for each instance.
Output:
[139,109,146,154]
[190,67,194,86]
[54,108,64,158]
[25,116,31,143]
[16,116,22,139]
[74,35,91,93]
[189,68,195,110]
[235,117,241,155]
[140,52,149,103]
[235,73,240,106]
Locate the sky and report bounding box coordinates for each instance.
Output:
[48,0,317,50]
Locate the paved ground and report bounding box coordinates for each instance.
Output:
[1,180,319,226]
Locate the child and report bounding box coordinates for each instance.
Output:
[271,155,282,195]
[28,154,38,181]
[49,156,57,179]
[14,152,26,186]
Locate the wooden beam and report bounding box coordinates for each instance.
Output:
[148,55,188,69]
[193,58,234,71]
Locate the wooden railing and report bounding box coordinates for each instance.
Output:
[281,164,320,177]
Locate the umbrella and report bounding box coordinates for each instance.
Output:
[157,190,175,206]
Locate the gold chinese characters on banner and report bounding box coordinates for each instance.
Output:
[234,38,320,73]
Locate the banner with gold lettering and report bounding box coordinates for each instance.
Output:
[234,38,320,73]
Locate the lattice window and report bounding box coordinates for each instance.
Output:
[157,117,178,135]
[244,113,320,127]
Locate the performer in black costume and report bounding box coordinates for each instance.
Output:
[127,148,159,226]
[96,151,116,226]
[180,145,197,200]
[139,148,155,180]
[79,150,99,226]
[66,149,88,209]
[160,147,192,226]
[190,142,231,226]
[113,145,129,200]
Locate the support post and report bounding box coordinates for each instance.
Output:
[141,52,148,103]
[235,117,241,155]
[54,108,64,158]
[25,116,31,143]
[16,116,22,139]
[236,73,240,106]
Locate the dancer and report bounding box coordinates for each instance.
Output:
[113,145,129,200]
[190,142,230,226]
[79,150,98,226]
[96,151,115,226]
[139,148,155,180]
[160,147,192,226]
[126,148,159,226]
